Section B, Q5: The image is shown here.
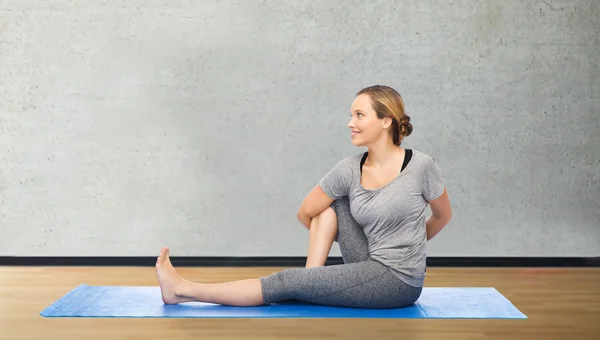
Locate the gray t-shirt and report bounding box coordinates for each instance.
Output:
[319,149,445,287]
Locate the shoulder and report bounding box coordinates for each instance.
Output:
[410,150,445,198]
[319,152,363,198]
[410,149,438,168]
[331,152,363,169]
[409,150,444,181]
[322,152,363,179]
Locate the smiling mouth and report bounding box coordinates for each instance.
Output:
[351,131,361,137]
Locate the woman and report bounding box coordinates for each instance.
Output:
[155,85,453,309]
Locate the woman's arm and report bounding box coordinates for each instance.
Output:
[297,184,334,230]
[426,187,452,240]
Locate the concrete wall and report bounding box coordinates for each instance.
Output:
[1,0,598,257]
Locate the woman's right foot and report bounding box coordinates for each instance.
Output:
[155,247,186,304]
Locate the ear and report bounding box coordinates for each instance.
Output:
[382,117,393,129]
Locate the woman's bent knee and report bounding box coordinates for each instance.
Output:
[311,207,337,229]
[319,206,337,221]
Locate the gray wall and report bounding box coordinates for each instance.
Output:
[1,0,598,257]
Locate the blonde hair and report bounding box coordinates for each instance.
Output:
[356,85,413,146]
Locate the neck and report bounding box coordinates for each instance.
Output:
[365,139,403,168]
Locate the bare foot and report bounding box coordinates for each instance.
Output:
[155,247,186,304]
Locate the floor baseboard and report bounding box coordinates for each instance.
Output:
[1,256,599,267]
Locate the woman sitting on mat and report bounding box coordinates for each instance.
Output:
[155,85,453,309]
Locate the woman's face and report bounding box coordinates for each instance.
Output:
[348,94,391,147]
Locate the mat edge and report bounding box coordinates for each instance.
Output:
[40,283,89,316]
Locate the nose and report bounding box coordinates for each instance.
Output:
[347,118,355,129]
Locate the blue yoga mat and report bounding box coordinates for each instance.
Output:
[40,284,526,319]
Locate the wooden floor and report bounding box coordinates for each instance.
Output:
[1,266,599,340]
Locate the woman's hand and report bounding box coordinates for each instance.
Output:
[426,187,452,240]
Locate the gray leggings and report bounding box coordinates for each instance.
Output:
[259,196,422,308]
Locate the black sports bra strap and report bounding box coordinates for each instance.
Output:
[402,149,412,171]
[360,149,412,174]
[360,152,368,174]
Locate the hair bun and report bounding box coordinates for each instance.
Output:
[399,114,413,137]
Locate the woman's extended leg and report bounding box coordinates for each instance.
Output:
[260,259,421,308]
[155,197,418,308]
[155,246,421,308]
[156,247,264,306]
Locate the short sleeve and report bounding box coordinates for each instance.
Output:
[319,159,353,200]
[421,157,445,201]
